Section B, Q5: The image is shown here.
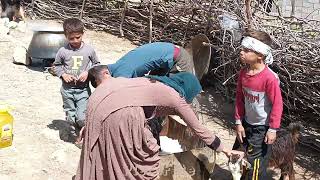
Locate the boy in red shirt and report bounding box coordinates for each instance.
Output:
[233,30,283,179]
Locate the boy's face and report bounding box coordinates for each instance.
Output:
[66,32,83,49]
[240,47,264,65]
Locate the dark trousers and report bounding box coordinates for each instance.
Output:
[233,121,271,180]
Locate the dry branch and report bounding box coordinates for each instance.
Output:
[23,0,320,129]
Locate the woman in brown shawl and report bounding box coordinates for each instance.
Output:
[76,68,241,180]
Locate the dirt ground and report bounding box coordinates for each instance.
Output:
[0,19,319,180]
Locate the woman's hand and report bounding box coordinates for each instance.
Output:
[76,126,85,144]
[222,148,244,158]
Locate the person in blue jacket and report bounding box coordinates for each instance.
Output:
[88,42,196,147]
[106,42,194,78]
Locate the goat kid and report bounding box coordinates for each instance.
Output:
[269,123,302,180]
[228,153,251,180]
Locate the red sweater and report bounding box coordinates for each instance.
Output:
[235,66,283,129]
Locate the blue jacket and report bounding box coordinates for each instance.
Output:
[108,42,175,78]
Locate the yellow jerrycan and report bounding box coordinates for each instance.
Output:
[0,103,14,148]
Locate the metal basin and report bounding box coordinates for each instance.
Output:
[191,34,212,80]
[28,29,67,60]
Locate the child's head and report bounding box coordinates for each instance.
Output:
[240,30,273,65]
[63,18,84,49]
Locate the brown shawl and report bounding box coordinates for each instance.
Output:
[76,77,220,179]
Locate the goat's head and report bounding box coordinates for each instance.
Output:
[228,153,251,180]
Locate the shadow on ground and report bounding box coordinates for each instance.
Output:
[294,124,320,179]
[47,119,80,145]
[210,165,232,180]
[294,145,320,179]
[197,87,234,131]
[27,59,54,72]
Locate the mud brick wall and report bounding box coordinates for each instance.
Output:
[279,0,320,20]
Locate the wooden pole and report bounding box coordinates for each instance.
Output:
[291,0,296,17]
[31,0,35,10]
[182,11,195,45]
[120,0,128,37]
[79,0,87,19]
[149,0,154,43]
[245,0,252,29]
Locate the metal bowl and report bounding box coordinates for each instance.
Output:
[191,34,212,80]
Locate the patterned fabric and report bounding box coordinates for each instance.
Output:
[241,36,273,65]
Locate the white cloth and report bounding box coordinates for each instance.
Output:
[241,36,273,65]
[160,136,183,154]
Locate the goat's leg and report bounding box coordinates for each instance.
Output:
[280,174,290,180]
[280,163,295,180]
[288,163,295,180]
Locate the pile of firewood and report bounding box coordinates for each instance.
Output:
[23,0,320,127]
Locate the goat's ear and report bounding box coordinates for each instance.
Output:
[242,159,251,169]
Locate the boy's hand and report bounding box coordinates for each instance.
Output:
[265,131,276,144]
[62,73,77,83]
[78,71,88,82]
[235,124,246,143]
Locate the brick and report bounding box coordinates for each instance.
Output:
[303,2,314,8]
[313,3,320,10]
[283,11,292,16]
[302,7,315,14]
[313,14,320,20]
[293,13,301,18]
[295,6,303,13]
[307,0,319,4]
[301,12,312,18]
[296,0,304,6]
[285,5,292,11]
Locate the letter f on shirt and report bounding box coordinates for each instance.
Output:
[70,56,83,76]
[72,56,83,70]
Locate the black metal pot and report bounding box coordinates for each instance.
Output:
[28,29,67,66]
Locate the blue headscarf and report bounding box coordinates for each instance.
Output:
[146,72,202,103]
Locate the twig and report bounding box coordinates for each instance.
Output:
[149,0,154,43]
[245,0,252,28]
[120,0,128,37]
[23,0,320,131]
[79,0,86,19]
